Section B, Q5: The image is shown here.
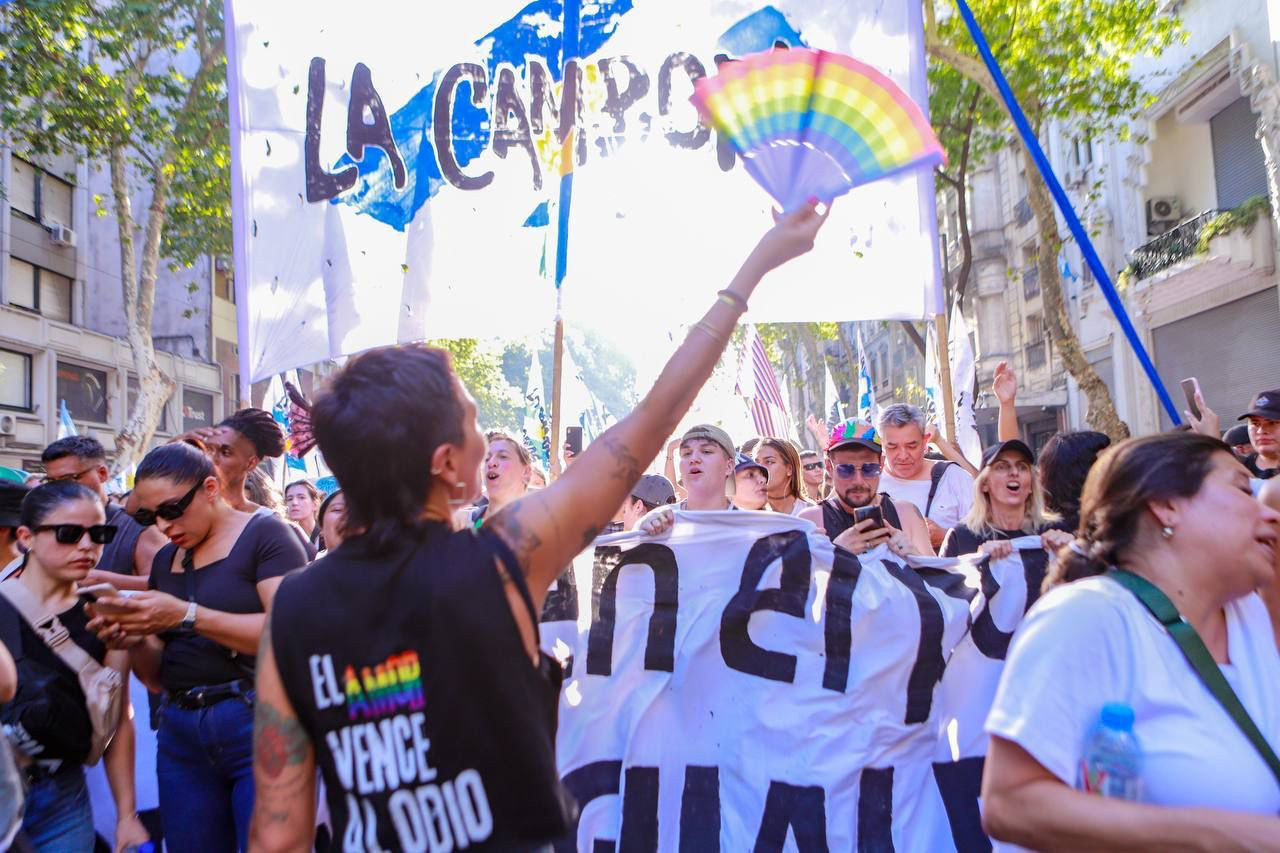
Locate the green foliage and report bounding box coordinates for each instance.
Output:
[0,0,230,267]
[429,338,523,431]
[1196,195,1271,253]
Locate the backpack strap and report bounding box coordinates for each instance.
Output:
[925,461,953,516]
[1108,569,1280,790]
[0,581,101,681]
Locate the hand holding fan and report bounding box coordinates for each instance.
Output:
[691,49,944,211]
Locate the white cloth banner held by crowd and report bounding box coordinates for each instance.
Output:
[538,511,989,850]
[224,0,944,385]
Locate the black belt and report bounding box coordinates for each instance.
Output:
[166,679,253,710]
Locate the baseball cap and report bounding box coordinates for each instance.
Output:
[734,453,768,477]
[826,419,881,454]
[680,424,735,460]
[1239,389,1280,422]
[1223,424,1252,448]
[631,474,676,507]
[980,439,1035,469]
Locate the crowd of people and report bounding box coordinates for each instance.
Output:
[0,201,1278,850]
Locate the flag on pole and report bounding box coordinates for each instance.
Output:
[561,342,606,444]
[737,324,793,440]
[924,323,943,429]
[947,305,983,466]
[855,326,878,424]
[523,348,552,467]
[824,362,844,426]
[57,400,77,439]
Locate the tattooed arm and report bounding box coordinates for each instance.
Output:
[489,202,831,607]
[249,619,316,852]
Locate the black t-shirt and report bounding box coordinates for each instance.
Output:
[99,503,145,576]
[819,495,903,542]
[150,512,307,692]
[940,520,1071,557]
[270,522,573,851]
[1244,453,1279,480]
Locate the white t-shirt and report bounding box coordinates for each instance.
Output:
[880,462,974,529]
[986,576,1280,818]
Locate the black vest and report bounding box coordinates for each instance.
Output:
[820,495,902,542]
[99,503,144,576]
[270,522,573,851]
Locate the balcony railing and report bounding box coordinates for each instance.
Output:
[1014,197,1033,227]
[1127,209,1222,279]
[1025,341,1047,369]
[1022,264,1040,298]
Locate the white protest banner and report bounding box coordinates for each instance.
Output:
[538,511,973,850]
[225,0,944,384]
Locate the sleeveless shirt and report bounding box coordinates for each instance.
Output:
[99,504,144,576]
[819,494,903,542]
[270,522,573,851]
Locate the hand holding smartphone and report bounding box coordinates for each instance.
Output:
[565,426,584,457]
[1181,377,1202,421]
[854,505,884,530]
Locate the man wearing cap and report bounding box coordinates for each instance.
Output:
[797,420,931,557]
[1240,389,1280,480]
[41,436,166,589]
[675,424,739,511]
[733,453,770,510]
[611,474,678,533]
[1223,424,1254,459]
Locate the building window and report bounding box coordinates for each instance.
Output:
[1026,314,1048,369]
[0,350,33,411]
[1021,243,1041,299]
[182,389,214,432]
[214,266,234,302]
[127,375,171,433]
[57,362,109,423]
[9,157,73,226]
[6,258,73,323]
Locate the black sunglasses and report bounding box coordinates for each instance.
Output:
[834,462,882,479]
[802,462,824,471]
[33,524,117,545]
[132,481,203,527]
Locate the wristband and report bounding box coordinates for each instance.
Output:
[180,600,197,631]
[716,289,749,311]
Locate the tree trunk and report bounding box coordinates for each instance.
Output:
[1022,148,1130,442]
[110,147,177,476]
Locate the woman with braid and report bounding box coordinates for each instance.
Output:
[247,202,830,850]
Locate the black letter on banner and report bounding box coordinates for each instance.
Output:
[619,766,659,853]
[857,767,894,852]
[586,544,678,676]
[530,58,587,167]
[933,758,991,853]
[492,66,542,190]
[541,564,579,623]
[711,54,739,172]
[598,56,651,134]
[971,549,1046,661]
[822,546,864,692]
[882,561,946,724]
[304,58,357,202]
[556,760,622,853]
[721,531,811,683]
[754,782,829,852]
[679,766,720,851]
[433,63,494,190]
[657,53,710,149]
[346,63,407,191]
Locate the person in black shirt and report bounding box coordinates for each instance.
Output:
[1239,389,1280,480]
[88,443,307,851]
[940,439,1074,558]
[1,482,145,851]
[248,201,832,851]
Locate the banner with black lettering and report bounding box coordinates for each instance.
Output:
[539,511,974,850]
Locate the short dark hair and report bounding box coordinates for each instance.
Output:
[136,442,216,487]
[20,481,101,529]
[311,344,463,553]
[285,479,322,504]
[42,435,107,465]
[1038,430,1112,524]
[219,408,286,459]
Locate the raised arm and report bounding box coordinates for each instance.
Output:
[490,203,830,601]
[993,361,1019,443]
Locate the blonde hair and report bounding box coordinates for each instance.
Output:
[961,459,1057,536]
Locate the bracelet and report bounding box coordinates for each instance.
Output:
[692,320,731,342]
[717,289,749,311]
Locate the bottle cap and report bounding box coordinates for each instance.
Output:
[1100,702,1135,731]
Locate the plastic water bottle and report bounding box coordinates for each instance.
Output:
[1079,702,1143,800]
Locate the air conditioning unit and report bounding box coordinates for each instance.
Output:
[1147,196,1182,223]
[48,223,76,248]
[0,414,17,436]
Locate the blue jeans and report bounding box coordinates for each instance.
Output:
[156,694,255,852]
[19,762,94,852]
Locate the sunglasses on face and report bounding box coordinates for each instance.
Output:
[132,481,202,527]
[802,462,824,472]
[33,524,117,545]
[834,462,882,479]
[43,466,99,484]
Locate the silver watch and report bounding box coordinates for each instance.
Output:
[180,600,197,631]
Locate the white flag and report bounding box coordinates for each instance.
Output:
[924,322,943,430]
[824,362,843,425]
[948,306,982,466]
[855,325,878,425]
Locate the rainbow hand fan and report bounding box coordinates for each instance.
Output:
[691,49,945,211]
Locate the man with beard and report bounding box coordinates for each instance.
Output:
[798,421,931,557]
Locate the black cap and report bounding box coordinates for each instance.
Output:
[981,439,1035,470]
[0,481,29,528]
[631,474,676,507]
[1239,389,1280,422]
[1223,424,1252,448]
[734,453,768,477]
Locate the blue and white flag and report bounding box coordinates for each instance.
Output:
[855,325,878,424]
[56,400,77,439]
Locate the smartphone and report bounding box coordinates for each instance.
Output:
[854,505,884,530]
[565,426,584,456]
[1180,378,1202,420]
[77,582,120,602]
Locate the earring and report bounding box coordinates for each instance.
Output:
[1161,525,1174,539]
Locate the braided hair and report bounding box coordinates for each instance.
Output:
[219,408,286,459]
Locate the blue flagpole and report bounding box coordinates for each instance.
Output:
[951,0,1182,425]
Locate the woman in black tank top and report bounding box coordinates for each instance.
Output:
[248,202,832,850]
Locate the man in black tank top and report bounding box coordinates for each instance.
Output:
[41,437,165,589]
[797,424,932,556]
